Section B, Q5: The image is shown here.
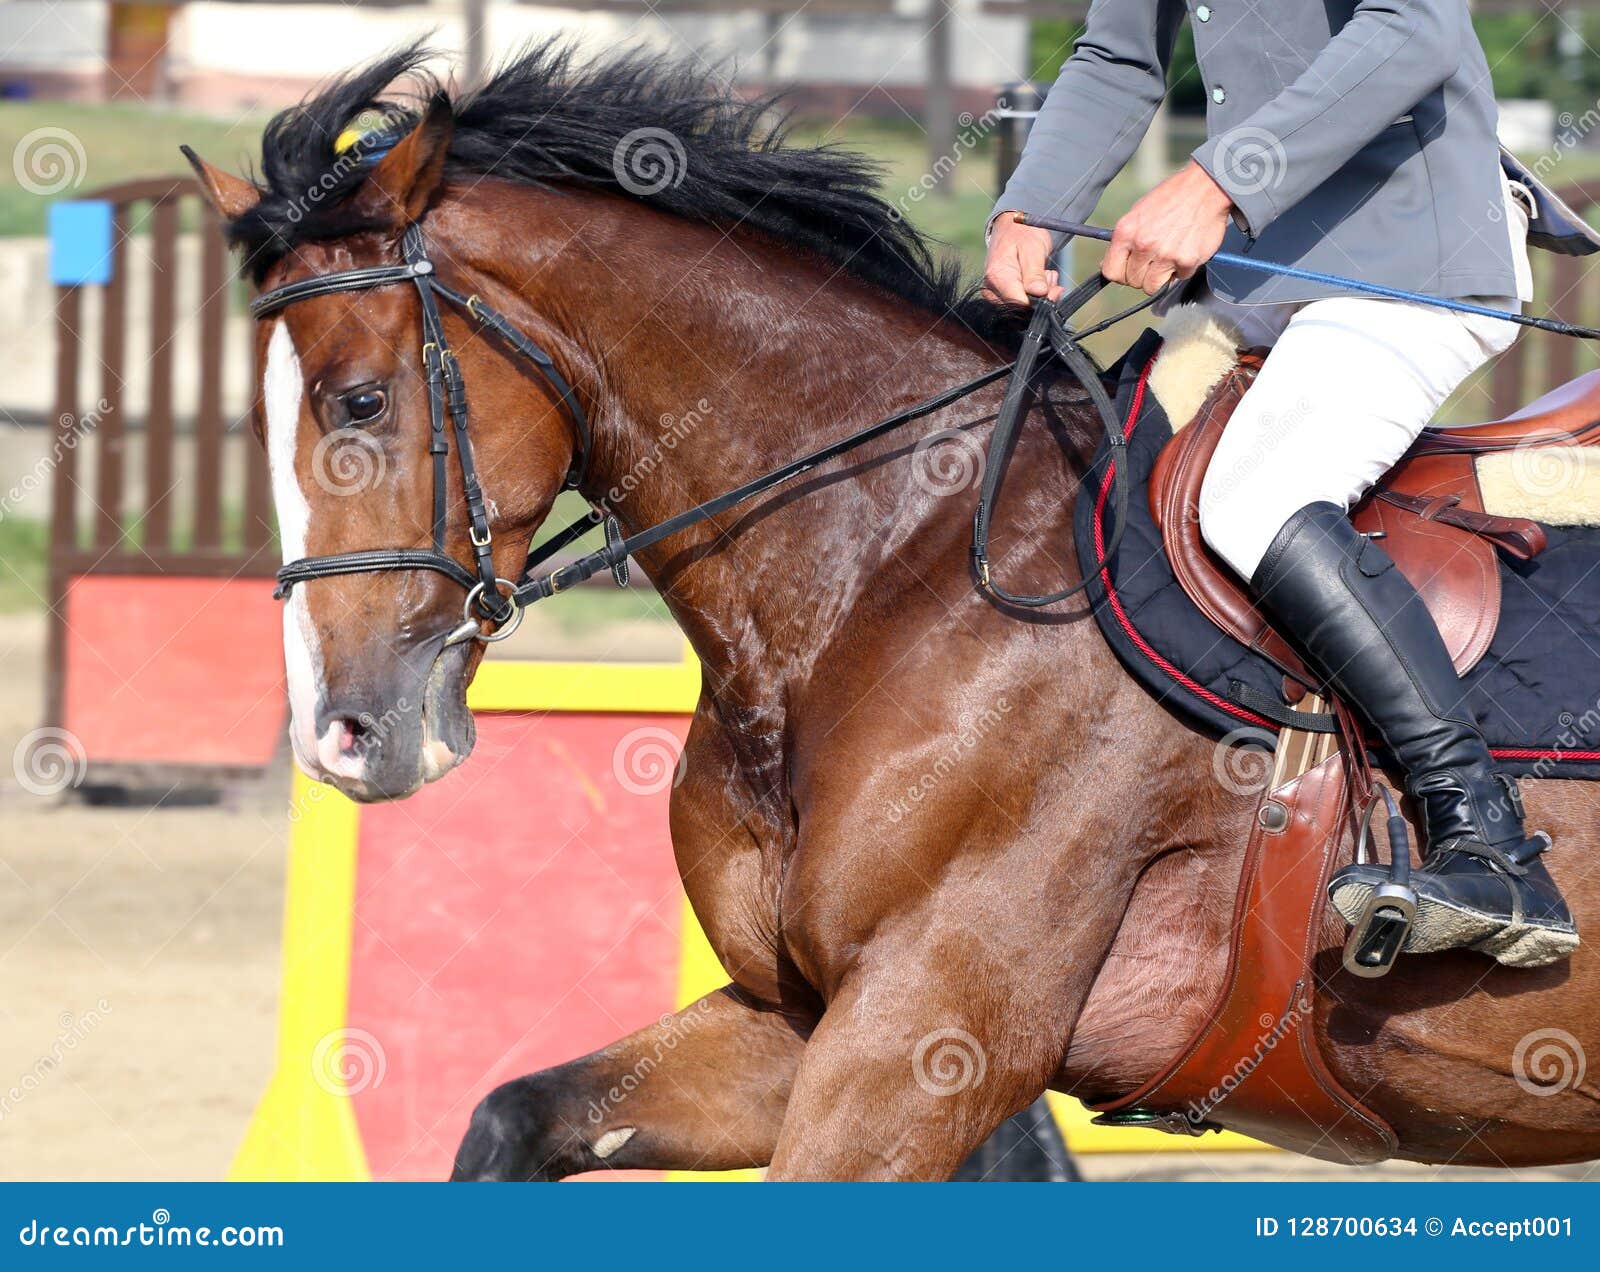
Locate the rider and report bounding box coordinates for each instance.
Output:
[984,0,1584,967]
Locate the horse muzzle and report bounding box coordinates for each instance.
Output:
[295,640,476,802]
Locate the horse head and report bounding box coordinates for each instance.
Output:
[186,91,584,801]
[185,41,1022,804]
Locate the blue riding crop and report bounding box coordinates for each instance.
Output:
[1017,214,1600,341]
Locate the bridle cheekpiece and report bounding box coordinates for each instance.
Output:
[251,222,592,644]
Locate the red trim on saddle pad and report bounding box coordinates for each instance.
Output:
[1090,353,1277,732]
[1492,748,1600,761]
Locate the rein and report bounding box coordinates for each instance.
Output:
[253,219,1159,641]
[520,274,1159,609]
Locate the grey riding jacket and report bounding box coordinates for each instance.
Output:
[994,0,1530,304]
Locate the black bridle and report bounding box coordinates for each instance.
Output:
[253,222,591,639]
[252,220,1156,640]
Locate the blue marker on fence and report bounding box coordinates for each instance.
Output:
[48,200,114,287]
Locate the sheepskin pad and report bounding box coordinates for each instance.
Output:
[1147,305,1242,432]
[1478,447,1600,525]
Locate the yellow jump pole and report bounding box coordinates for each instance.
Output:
[231,770,370,1180]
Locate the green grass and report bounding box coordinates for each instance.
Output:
[0,100,268,236]
[0,515,47,613]
[0,498,266,615]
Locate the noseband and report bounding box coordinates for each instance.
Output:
[251,222,591,639]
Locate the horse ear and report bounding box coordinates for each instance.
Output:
[180,146,261,221]
[348,94,454,228]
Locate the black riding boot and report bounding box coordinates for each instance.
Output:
[1251,502,1576,969]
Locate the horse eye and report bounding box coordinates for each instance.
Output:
[342,387,387,423]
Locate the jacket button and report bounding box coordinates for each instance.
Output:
[1212,86,1226,104]
[1196,4,1210,19]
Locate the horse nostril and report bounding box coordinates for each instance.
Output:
[337,715,373,756]
[318,710,377,763]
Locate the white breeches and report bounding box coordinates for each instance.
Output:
[1196,182,1534,580]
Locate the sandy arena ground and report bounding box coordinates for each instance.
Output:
[0,610,1591,1182]
[0,612,284,1181]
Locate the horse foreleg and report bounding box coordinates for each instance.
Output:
[764,965,1065,1181]
[450,985,806,1180]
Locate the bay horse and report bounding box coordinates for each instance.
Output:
[187,42,1600,1179]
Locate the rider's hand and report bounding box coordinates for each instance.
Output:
[983,213,1064,307]
[1103,160,1234,296]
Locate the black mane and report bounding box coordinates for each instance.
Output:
[227,39,1021,345]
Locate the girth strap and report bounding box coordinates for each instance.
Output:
[1227,679,1338,734]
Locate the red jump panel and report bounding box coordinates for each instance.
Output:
[346,711,690,1181]
[61,574,286,768]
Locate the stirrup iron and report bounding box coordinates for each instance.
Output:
[1342,789,1418,979]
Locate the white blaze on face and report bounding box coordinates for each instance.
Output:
[264,321,332,777]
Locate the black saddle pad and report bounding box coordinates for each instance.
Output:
[1074,329,1600,780]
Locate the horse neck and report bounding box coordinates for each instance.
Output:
[474,189,1011,700]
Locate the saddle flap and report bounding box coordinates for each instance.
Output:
[1350,487,1499,674]
[1089,745,1398,1164]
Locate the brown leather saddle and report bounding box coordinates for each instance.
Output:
[1088,357,1600,1162]
[1151,358,1600,684]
